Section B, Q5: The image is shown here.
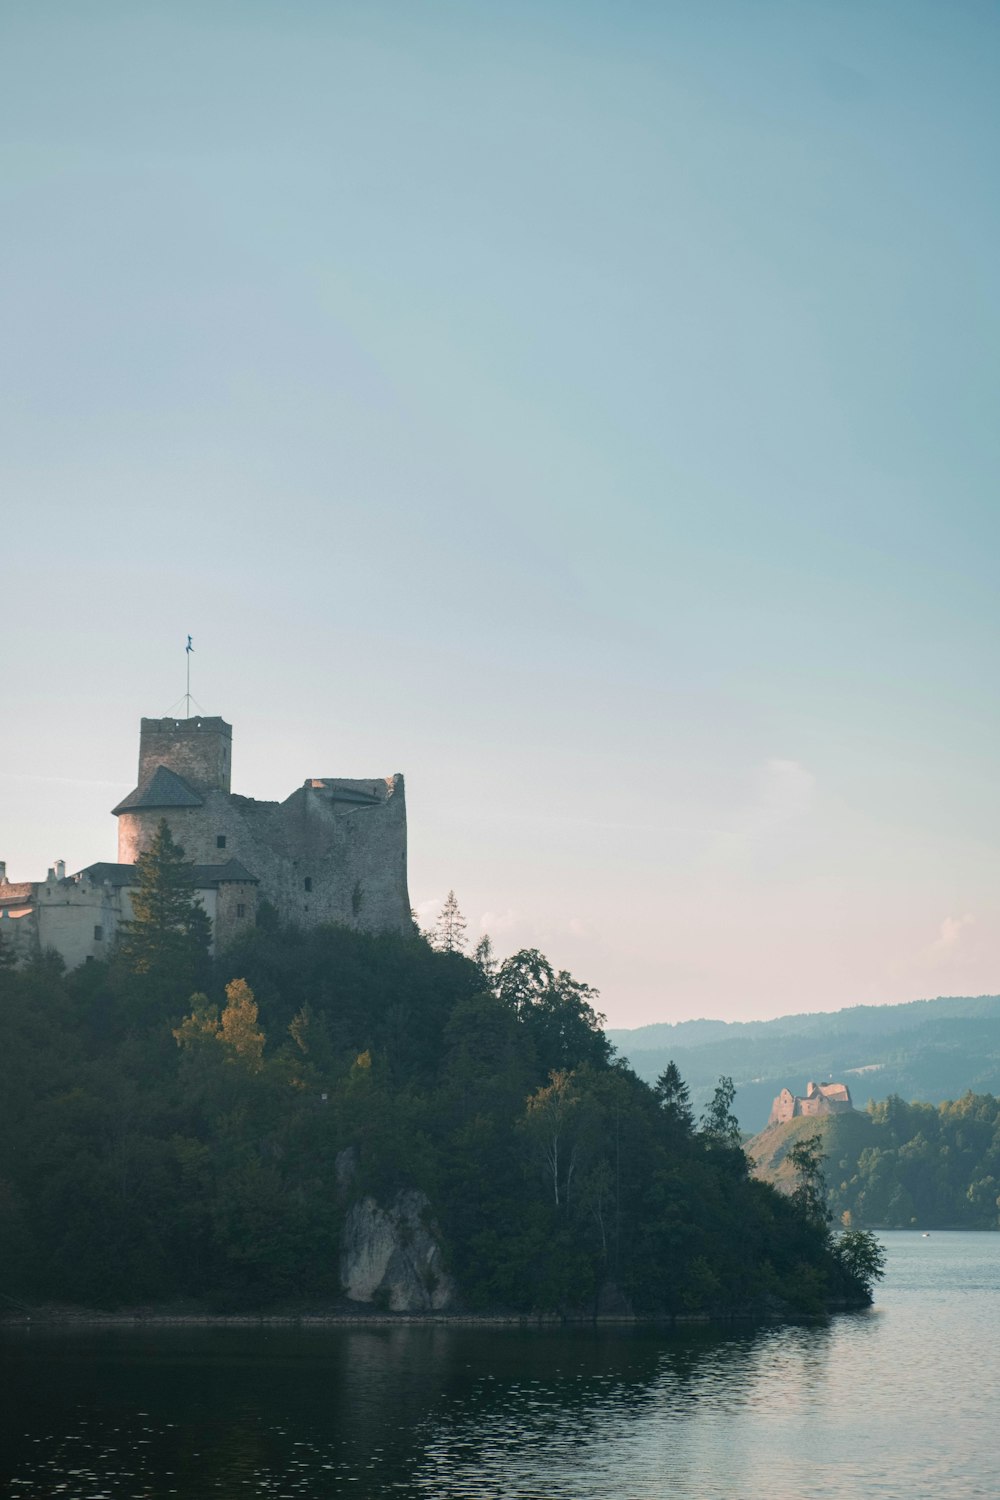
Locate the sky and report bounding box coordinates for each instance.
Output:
[2,0,1000,1027]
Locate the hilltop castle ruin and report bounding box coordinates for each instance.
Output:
[768,1079,853,1126]
[0,714,410,966]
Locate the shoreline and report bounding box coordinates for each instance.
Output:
[0,1301,868,1330]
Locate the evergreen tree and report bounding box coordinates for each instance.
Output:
[434,890,467,953]
[653,1060,695,1134]
[471,933,498,987]
[118,819,212,996]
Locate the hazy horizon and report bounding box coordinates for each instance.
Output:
[4,2,1000,1026]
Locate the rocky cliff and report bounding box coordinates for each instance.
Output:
[339,1189,456,1312]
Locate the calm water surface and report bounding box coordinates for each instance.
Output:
[2,1233,997,1499]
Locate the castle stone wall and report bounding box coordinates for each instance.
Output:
[213,878,257,950]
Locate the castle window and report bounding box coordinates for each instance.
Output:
[94,925,104,941]
[304,877,313,892]
[216,835,227,850]
[236,904,245,919]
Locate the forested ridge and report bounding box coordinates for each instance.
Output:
[610,995,1000,1132]
[0,825,878,1317]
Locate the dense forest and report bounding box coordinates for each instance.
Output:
[610,995,1000,1131]
[751,1094,1000,1229]
[0,823,880,1317]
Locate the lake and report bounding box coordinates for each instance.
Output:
[2,1232,997,1499]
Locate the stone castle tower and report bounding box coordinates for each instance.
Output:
[113,715,410,938]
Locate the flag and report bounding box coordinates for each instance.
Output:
[186,635,194,654]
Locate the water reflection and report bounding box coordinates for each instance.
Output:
[2,1237,998,1500]
[0,1320,847,1499]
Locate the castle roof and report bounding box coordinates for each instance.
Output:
[79,860,259,888]
[112,765,204,815]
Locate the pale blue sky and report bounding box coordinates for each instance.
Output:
[3,1,999,1023]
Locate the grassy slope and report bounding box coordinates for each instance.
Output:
[747,1112,876,1200]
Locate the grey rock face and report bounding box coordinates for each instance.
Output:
[340,1190,455,1312]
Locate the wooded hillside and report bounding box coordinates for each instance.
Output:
[0,830,877,1316]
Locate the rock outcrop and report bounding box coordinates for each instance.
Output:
[340,1190,456,1312]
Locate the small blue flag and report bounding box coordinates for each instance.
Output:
[186,635,194,654]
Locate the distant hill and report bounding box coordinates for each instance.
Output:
[607,994,1000,1132]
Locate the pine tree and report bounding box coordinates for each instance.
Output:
[118,819,212,992]
[434,890,467,953]
[653,1059,694,1134]
[471,933,498,985]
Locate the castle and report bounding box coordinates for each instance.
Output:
[768,1079,853,1126]
[0,714,410,967]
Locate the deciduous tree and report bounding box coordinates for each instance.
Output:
[701,1076,744,1153]
[788,1132,831,1227]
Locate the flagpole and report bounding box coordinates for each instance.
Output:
[185,636,193,718]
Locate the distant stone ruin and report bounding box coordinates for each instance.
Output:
[768,1079,853,1126]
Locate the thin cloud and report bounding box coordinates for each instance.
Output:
[930,914,975,955]
[479,908,519,935]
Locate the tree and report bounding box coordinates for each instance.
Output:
[834,1228,887,1298]
[218,979,266,1071]
[117,819,212,996]
[788,1132,831,1227]
[653,1060,694,1134]
[701,1076,743,1150]
[433,891,467,953]
[471,933,498,987]
[174,979,265,1073]
[523,1070,579,1208]
[497,949,554,1015]
[497,948,609,1075]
